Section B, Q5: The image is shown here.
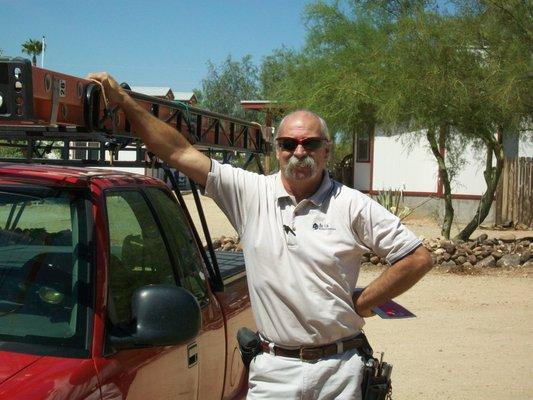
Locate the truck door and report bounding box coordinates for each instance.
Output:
[96,189,199,399]
[144,187,228,400]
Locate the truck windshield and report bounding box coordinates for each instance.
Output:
[0,186,92,357]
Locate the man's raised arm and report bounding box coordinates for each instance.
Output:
[87,72,211,186]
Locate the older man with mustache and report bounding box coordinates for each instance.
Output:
[87,72,433,400]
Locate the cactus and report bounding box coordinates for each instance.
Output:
[376,189,411,220]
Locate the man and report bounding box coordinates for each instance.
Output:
[88,72,433,399]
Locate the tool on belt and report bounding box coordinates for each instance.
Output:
[237,327,393,400]
[360,345,393,400]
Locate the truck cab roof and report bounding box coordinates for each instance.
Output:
[0,162,165,188]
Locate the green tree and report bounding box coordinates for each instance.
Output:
[195,55,261,119]
[451,0,532,240]
[21,38,43,66]
[261,2,384,168]
[263,0,531,239]
[374,8,481,238]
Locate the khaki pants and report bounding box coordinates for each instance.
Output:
[247,348,364,400]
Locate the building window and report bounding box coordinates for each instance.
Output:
[356,129,371,162]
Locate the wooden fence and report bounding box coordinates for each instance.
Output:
[495,157,533,227]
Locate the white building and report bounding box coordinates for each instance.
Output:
[352,128,533,223]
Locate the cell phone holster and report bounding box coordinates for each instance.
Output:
[236,327,261,369]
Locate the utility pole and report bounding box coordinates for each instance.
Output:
[41,36,45,67]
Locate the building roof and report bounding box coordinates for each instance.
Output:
[173,91,197,103]
[130,86,174,98]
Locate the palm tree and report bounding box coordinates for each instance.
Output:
[21,39,43,66]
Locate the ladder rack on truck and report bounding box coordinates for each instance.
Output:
[0,57,270,291]
[0,57,270,168]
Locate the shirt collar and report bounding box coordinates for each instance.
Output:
[275,170,334,206]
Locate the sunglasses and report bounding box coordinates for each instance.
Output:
[276,137,327,152]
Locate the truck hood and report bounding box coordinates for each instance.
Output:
[0,351,43,385]
[0,350,100,399]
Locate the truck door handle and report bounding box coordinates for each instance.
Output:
[187,342,198,368]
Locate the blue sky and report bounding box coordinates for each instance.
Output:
[1,0,309,92]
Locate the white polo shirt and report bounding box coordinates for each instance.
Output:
[204,160,421,348]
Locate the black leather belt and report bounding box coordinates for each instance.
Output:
[260,335,366,361]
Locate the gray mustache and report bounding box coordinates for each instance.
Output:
[284,155,318,178]
[287,155,316,169]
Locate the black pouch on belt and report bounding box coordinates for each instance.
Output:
[236,327,261,369]
[360,333,393,400]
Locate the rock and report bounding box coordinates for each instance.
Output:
[370,256,380,265]
[476,256,496,268]
[515,223,529,230]
[519,240,531,247]
[442,253,451,261]
[467,241,477,250]
[473,246,482,252]
[522,260,533,269]
[491,250,503,259]
[434,248,446,255]
[455,248,467,256]
[496,254,521,267]
[498,233,516,242]
[442,260,457,268]
[462,262,474,269]
[520,250,531,264]
[468,255,477,264]
[441,240,456,254]
[475,233,488,243]
[446,262,463,273]
[456,256,467,264]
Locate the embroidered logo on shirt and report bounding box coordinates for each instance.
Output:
[312,222,335,231]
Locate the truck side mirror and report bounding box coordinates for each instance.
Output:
[109,284,201,349]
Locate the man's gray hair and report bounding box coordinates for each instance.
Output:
[276,110,330,140]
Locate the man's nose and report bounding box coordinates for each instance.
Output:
[293,144,307,158]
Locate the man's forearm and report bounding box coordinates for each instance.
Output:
[118,95,210,185]
[354,245,433,317]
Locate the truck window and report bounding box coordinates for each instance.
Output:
[144,188,209,307]
[0,187,92,357]
[105,190,176,325]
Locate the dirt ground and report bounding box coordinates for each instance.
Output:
[184,194,533,400]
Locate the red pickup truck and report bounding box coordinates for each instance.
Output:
[0,162,254,400]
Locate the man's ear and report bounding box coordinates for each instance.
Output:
[325,141,331,160]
